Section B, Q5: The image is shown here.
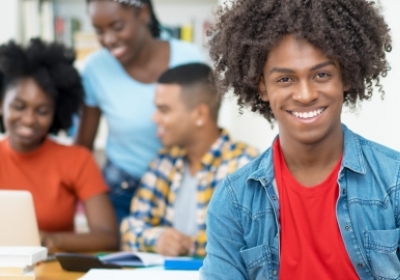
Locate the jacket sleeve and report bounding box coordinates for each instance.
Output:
[200,178,249,279]
[120,157,168,252]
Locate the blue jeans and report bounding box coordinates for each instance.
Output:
[102,160,141,225]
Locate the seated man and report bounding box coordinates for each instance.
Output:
[120,63,258,257]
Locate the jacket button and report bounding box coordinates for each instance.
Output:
[262,178,267,184]
[273,270,277,275]
[357,263,363,268]
[345,225,350,230]
[121,181,129,189]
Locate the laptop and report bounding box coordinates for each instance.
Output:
[0,190,41,246]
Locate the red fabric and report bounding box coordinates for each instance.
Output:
[0,137,108,232]
[273,139,358,280]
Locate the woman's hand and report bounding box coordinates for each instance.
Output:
[39,194,118,253]
[40,231,61,254]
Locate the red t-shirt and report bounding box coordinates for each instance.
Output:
[0,137,108,232]
[273,139,358,279]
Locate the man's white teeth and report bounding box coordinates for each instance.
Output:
[291,108,324,119]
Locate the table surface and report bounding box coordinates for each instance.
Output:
[36,260,85,280]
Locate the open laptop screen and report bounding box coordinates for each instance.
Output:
[0,190,40,246]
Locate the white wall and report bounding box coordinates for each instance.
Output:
[154,1,216,26]
[219,0,400,153]
[341,0,400,151]
[0,0,21,44]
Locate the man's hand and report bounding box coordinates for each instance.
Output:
[155,228,194,256]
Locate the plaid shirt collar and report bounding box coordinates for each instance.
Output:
[166,128,231,170]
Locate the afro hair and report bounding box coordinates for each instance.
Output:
[0,38,84,134]
[209,0,392,123]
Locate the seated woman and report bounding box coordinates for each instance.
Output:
[0,38,118,253]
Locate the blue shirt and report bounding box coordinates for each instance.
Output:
[81,39,203,178]
[200,125,400,280]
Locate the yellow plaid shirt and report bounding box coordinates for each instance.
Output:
[120,129,258,256]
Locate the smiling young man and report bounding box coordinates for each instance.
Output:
[120,63,258,257]
[200,0,397,279]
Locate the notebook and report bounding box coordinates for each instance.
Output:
[99,252,164,267]
[0,190,40,246]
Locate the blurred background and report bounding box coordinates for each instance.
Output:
[0,0,399,154]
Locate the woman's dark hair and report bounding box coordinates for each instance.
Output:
[141,0,161,38]
[87,0,162,38]
[209,0,392,123]
[0,38,83,134]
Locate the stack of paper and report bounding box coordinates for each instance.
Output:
[79,269,200,280]
[0,247,48,279]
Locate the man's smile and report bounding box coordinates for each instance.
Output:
[287,107,326,119]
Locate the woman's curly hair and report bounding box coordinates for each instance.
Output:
[0,38,83,133]
[209,0,392,123]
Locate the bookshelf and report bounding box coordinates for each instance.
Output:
[11,0,274,176]
[19,0,218,64]
[16,0,219,151]
[14,0,272,155]
[19,0,54,44]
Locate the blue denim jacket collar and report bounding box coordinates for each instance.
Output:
[247,148,274,187]
[247,124,366,187]
[341,124,366,174]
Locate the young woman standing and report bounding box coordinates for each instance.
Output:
[77,0,203,224]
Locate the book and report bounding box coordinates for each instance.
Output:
[0,265,33,275]
[165,26,181,40]
[78,269,199,280]
[164,258,203,270]
[0,271,35,279]
[180,24,193,42]
[99,252,164,267]
[54,16,82,48]
[0,247,47,267]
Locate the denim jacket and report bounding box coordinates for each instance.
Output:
[200,125,400,280]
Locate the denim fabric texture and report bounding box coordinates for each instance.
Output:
[102,160,141,225]
[200,125,400,280]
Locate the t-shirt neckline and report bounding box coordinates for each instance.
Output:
[273,138,342,196]
[4,136,51,158]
